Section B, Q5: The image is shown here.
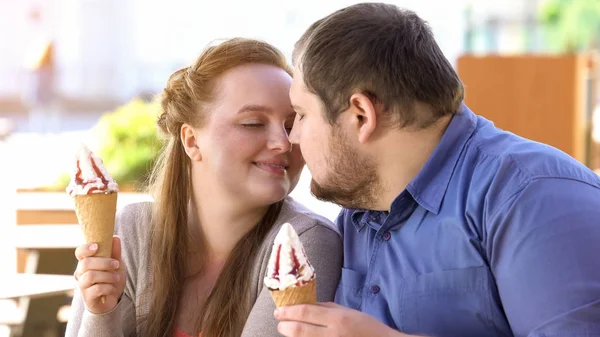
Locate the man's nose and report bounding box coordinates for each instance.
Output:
[288,124,300,145]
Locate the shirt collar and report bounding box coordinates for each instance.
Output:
[348,104,478,231]
[405,104,478,215]
[350,208,389,232]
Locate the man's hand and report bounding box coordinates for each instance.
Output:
[274,302,413,337]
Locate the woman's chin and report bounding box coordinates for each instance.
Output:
[246,184,290,205]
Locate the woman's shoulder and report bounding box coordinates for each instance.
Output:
[276,197,339,237]
[249,197,341,300]
[113,201,154,291]
[114,201,153,240]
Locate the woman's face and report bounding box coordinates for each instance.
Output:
[190,63,304,206]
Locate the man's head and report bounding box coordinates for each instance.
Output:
[289,2,464,209]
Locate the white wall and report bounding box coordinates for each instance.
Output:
[0,0,468,220]
[0,0,466,100]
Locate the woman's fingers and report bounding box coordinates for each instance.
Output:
[74,243,98,261]
[77,270,120,289]
[111,236,122,261]
[74,256,119,280]
[82,283,119,301]
[73,238,127,315]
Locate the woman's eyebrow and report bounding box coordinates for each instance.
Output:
[237,104,273,114]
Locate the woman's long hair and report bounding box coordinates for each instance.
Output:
[141,38,292,337]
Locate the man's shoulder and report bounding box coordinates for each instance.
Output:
[459,118,600,228]
[466,118,600,191]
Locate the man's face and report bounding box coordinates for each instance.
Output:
[288,68,378,209]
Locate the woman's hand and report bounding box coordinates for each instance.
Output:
[73,236,126,314]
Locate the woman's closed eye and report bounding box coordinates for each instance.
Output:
[242,122,264,128]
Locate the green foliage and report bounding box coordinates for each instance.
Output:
[93,98,162,191]
[538,0,600,52]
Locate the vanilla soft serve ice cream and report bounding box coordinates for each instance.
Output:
[264,223,315,291]
[66,144,118,196]
[67,144,119,304]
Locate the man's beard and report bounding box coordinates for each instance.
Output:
[310,127,379,209]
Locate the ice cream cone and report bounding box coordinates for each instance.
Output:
[73,192,118,258]
[269,278,316,308]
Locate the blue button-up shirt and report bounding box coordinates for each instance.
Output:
[334,105,600,337]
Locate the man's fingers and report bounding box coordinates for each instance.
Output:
[277,321,329,337]
[111,236,122,261]
[78,270,120,289]
[275,304,331,326]
[74,243,98,260]
[316,302,341,309]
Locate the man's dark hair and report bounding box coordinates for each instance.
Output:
[293,2,464,128]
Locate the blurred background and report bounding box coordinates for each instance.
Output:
[0,0,599,336]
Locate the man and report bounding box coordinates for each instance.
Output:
[277,3,600,337]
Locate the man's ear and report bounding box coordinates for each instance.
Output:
[180,124,202,161]
[348,93,377,144]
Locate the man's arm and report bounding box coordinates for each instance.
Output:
[487,178,600,336]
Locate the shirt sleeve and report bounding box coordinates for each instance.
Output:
[487,178,600,336]
[64,287,136,337]
[64,203,145,337]
[241,221,343,337]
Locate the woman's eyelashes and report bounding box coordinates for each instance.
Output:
[241,122,264,128]
[240,119,294,135]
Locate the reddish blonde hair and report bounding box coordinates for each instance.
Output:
[143,38,291,337]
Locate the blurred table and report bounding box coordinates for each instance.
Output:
[7,225,81,337]
[0,274,75,337]
[0,274,74,300]
[13,225,83,250]
[15,192,152,225]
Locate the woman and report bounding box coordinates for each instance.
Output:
[65,38,342,337]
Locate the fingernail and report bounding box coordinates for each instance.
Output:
[111,260,119,268]
[274,308,281,318]
[89,243,98,251]
[114,273,120,282]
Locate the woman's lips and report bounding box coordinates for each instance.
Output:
[254,162,287,175]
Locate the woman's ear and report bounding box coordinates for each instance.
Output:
[181,123,202,161]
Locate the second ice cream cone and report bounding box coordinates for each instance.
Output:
[270,278,317,308]
[74,192,118,257]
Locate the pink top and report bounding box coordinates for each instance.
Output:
[174,328,200,337]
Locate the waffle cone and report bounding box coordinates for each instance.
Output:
[73,192,118,257]
[269,278,316,308]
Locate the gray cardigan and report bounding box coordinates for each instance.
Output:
[64,197,343,337]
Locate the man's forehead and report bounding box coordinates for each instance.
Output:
[290,69,309,94]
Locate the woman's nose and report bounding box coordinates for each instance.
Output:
[267,127,292,153]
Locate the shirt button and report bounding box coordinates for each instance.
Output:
[370,285,381,294]
[383,231,391,241]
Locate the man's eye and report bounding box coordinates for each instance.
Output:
[297,114,305,121]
